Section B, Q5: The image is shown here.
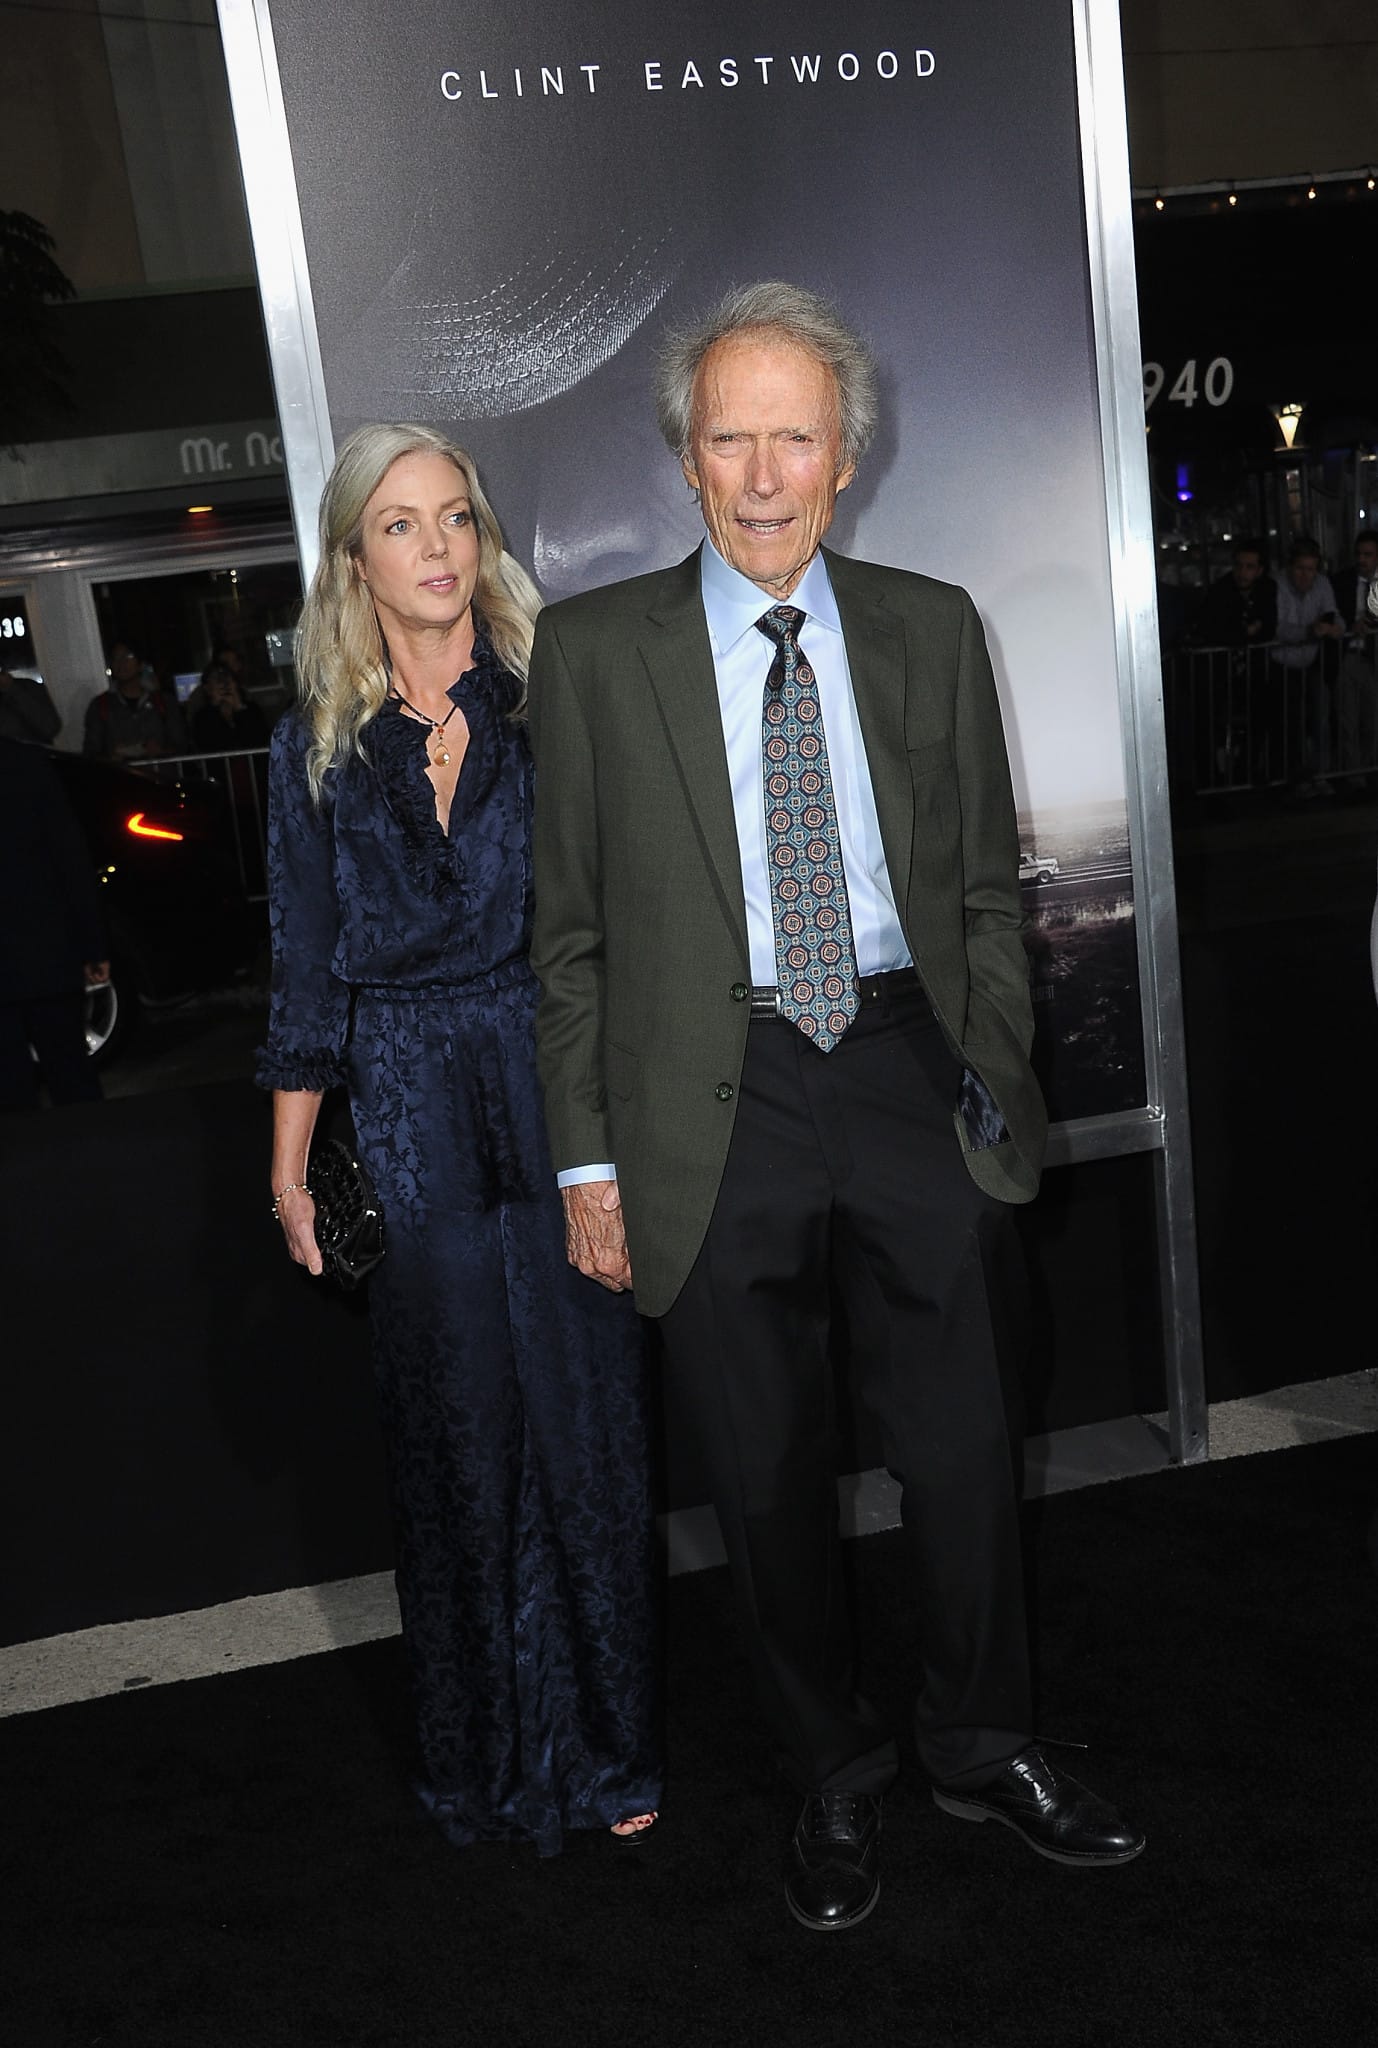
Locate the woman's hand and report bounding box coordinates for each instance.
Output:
[276,1183,324,1275]
[272,1089,325,1274]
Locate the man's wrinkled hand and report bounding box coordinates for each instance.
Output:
[562,1179,632,1293]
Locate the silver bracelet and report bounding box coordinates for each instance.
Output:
[272,1181,309,1219]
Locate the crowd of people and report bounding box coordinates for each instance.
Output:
[80,642,271,762]
[1,642,278,761]
[1178,530,1378,795]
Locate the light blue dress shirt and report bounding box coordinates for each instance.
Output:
[557,539,912,1188]
[699,536,912,986]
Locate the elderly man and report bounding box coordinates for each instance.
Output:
[527,281,1140,1931]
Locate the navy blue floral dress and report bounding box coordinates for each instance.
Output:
[258,636,661,1855]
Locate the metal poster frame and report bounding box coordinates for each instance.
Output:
[218,0,335,580]
[217,0,1207,1466]
[1068,0,1205,1463]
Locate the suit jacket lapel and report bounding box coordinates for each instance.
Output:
[825,550,915,912]
[640,550,750,961]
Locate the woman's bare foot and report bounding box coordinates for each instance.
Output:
[610,1811,658,1840]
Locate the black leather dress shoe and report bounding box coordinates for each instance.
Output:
[933,1747,1144,1866]
[784,1792,882,1931]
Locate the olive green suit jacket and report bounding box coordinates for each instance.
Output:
[527,545,1047,1318]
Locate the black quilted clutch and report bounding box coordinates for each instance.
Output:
[306,1139,385,1290]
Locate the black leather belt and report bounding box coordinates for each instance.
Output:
[748,967,923,1019]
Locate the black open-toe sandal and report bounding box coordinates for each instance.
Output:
[609,1811,659,1846]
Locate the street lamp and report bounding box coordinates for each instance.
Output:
[1275,402,1305,451]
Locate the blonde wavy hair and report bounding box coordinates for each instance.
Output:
[295,423,542,798]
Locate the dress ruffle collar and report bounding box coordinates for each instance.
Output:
[366,630,519,884]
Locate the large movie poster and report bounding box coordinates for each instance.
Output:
[250,0,1145,1123]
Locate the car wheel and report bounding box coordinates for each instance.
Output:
[86,964,140,1066]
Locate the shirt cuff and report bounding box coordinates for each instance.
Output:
[556,1164,617,1187]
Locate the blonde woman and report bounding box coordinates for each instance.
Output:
[259,425,660,1854]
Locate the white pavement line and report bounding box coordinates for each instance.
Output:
[1024,1415,1170,1497]
[661,1502,725,1575]
[661,1467,904,1576]
[1149,1368,1378,1461]
[1213,1368,1378,1455]
[7,1380,1376,1722]
[839,1467,904,1536]
[0,1573,400,1720]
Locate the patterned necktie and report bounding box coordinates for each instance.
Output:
[756,605,860,1052]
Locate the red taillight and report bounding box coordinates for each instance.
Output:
[125,811,184,843]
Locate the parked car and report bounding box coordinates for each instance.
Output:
[1019,850,1060,884]
[46,751,262,1061]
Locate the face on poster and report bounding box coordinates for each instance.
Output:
[257,0,1146,1116]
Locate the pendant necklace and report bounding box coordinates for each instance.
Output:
[392,687,460,767]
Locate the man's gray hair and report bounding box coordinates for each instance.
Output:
[655,280,879,472]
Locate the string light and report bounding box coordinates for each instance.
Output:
[1135,167,1378,218]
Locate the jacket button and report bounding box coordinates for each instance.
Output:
[730,982,749,1001]
[714,1083,734,1101]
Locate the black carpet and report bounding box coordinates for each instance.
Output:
[6,1437,1375,2048]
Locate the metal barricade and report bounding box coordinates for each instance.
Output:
[1163,636,1378,798]
[135,747,271,900]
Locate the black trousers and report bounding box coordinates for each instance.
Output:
[656,974,1032,1795]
